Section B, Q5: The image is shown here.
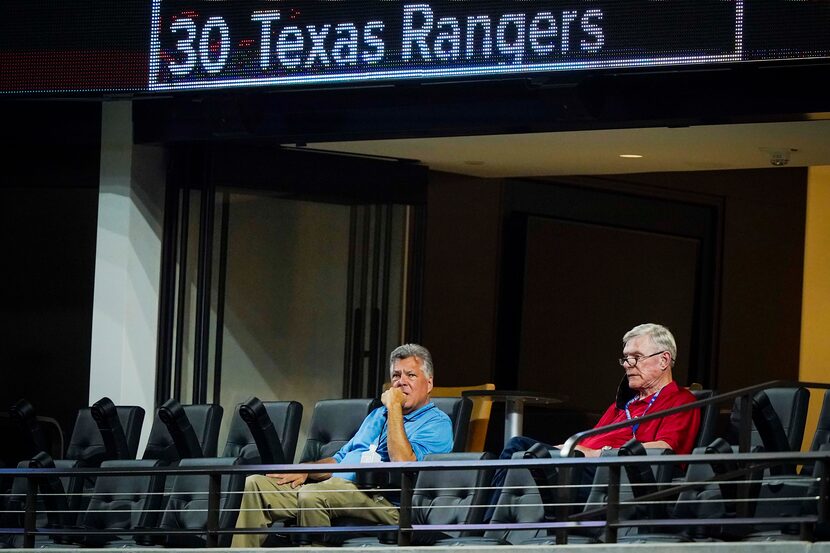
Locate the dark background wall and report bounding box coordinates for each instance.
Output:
[0,102,101,459]
[422,172,504,385]
[619,169,807,394]
[422,168,807,447]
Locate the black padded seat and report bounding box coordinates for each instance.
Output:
[413,452,494,545]
[157,457,247,547]
[256,399,380,547]
[729,391,830,542]
[442,451,598,546]
[3,453,85,548]
[737,441,830,541]
[222,398,302,464]
[6,399,64,461]
[28,402,145,531]
[729,387,810,453]
[142,402,223,462]
[549,447,676,544]
[299,398,381,462]
[801,389,830,477]
[341,452,494,547]
[67,404,145,467]
[810,389,830,451]
[76,459,166,547]
[636,439,768,542]
[691,389,719,449]
[432,397,473,453]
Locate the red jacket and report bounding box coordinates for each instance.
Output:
[581,380,701,454]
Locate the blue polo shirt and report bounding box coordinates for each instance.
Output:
[332,402,453,482]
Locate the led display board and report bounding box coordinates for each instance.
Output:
[150,0,747,91]
[1,1,829,94]
[148,0,830,92]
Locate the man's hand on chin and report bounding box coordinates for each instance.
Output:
[382,387,406,409]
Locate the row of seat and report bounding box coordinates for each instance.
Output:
[469,386,827,545]
[350,386,824,546]
[0,395,473,548]
[0,385,824,547]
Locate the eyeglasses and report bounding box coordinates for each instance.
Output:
[618,351,667,368]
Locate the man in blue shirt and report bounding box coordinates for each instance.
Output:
[232,344,453,548]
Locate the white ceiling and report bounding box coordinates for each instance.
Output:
[307,119,830,178]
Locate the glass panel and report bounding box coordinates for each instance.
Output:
[215,192,350,457]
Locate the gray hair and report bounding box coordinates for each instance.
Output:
[389,343,434,379]
[622,323,677,366]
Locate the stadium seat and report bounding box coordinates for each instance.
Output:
[690,389,719,450]
[342,451,495,547]
[77,459,166,547]
[261,398,380,547]
[157,457,247,547]
[222,397,302,464]
[298,398,381,463]
[144,399,223,460]
[432,397,473,453]
[728,387,810,454]
[66,401,144,466]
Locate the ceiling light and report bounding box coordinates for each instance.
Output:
[619,154,643,159]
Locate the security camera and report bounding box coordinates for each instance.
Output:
[760,148,794,167]
[768,150,790,167]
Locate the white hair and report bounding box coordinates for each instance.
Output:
[623,323,677,366]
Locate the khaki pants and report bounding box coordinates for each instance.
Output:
[231,475,398,548]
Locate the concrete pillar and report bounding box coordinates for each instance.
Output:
[89,101,166,454]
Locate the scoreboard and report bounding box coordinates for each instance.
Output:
[1,1,829,94]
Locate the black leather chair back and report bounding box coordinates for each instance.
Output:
[810,389,830,452]
[27,452,75,534]
[66,405,144,466]
[222,399,303,464]
[5,453,85,546]
[432,397,472,453]
[90,397,132,461]
[691,389,719,449]
[299,398,381,462]
[8,399,51,458]
[341,451,495,547]
[412,452,493,542]
[79,459,166,547]
[729,387,810,452]
[486,456,545,545]
[142,403,223,462]
[581,447,674,541]
[158,457,246,547]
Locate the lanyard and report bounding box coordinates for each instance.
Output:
[624,386,664,439]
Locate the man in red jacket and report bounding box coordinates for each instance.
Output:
[487,323,701,515]
[571,322,701,456]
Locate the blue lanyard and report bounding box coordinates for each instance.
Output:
[624,387,664,439]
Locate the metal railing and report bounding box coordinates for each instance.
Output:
[2,380,829,548]
[562,379,829,457]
